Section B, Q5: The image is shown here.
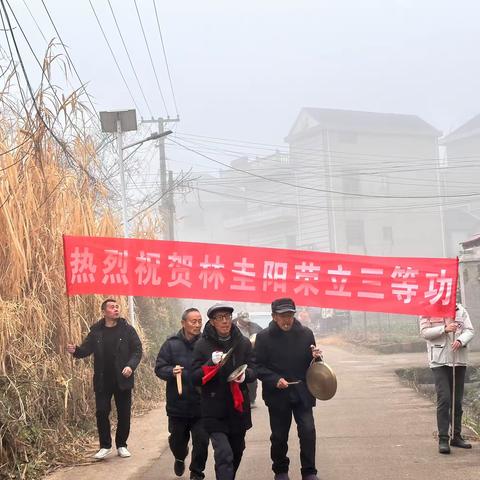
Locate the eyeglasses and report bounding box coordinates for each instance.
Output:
[213,313,233,321]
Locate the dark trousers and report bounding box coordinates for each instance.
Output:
[210,431,246,480]
[168,416,209,479]
[95,386,132,449]
[268,402,317,476]
[247,380,258,404]
[432,366,466,438]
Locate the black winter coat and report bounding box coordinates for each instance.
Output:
[191,322,256,434]
[254,319,316,409]
[155,329,202,418]
[73,318,142,393]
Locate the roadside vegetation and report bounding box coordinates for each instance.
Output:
[0,49,174,479]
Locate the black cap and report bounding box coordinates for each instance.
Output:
[207,302,234,319]
[271,298,296,314]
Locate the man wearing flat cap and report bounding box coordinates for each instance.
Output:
[254,297,322,480]
[191,303,256,480]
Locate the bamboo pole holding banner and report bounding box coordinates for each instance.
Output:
[62,234,74,417]
[451,330,456,441]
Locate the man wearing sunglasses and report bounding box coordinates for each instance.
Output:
[192,303,256,480]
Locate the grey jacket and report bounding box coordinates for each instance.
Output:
[419,304,474,368]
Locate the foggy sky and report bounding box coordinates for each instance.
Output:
[12,0,480,171]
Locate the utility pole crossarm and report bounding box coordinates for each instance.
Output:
[141,117,180,240]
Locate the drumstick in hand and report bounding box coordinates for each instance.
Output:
[175,364,183,395]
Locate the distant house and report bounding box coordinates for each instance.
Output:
[458,234,480,350]
[285,107,445,257]
[441,115,480,256]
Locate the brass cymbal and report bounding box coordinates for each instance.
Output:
[227,363,248,382]
[306,360,337,401]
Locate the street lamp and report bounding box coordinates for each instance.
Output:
[99,109,172,326]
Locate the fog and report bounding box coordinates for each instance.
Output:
[10,0,480,258]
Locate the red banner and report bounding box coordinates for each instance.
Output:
[63,235,458,318]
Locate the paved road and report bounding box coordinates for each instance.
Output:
[47,346,480,480]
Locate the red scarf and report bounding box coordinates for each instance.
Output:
[201,365,244,412]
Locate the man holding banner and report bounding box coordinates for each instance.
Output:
[155,308,209,480]
[419,302,475,454]
[191,303,256,480]
[66,299,142,460]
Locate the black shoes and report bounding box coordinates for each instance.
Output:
[450,436,472,449]
[438,436,450,454]
[174,458,185,476]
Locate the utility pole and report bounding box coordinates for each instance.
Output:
[142,117,180,240]
[100,110,172,326]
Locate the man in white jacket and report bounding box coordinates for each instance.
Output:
[419,303,475,454]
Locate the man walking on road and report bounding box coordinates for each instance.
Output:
[234,311,263,406]
[192,303,256,480]
[254,297,322,480]
[155,308,209,480]
[419,302,475,454]
[66,299,142,460]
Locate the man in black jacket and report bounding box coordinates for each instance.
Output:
[66,299,142,460]
[192,303,256,480]
[233,311,263,407]
[155,308,209,480]
[254,298,322,480]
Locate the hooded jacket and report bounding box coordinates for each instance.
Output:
[191,321,256,434]
[155,329,202,418]
[73,318,142,392]
[419,303,475,368]
[253,318,316,409]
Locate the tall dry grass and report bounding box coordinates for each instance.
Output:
[0,52,173,479]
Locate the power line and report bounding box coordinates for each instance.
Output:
[171,134,480,180]
[1,0,109,189]
[169,138,480,200]
[152,0,179,117]
[176,131,480,164]
[22,0,46,42]
[88,0,141,113]
[40,0,98,117]
[106,0,154,118]
[164,141,480,192]
[184,184,467,215]
[5,1,89,137]
[0,133,32,157]
[0,6,29,116]
[133,0,169,116]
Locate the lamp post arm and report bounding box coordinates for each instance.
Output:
[122,130,172,150]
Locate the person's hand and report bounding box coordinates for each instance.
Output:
[452,340,463,352]
[212,351,223,365]
[276,378,289,389]
[173,365,184,375]
[66,343,76,354]
[233,372,245,383]
[122,366,133,378]
[311,344,323,359]
[445,322,458,333]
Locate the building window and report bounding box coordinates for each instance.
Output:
[382,226,393,244]
[346,220,365,246]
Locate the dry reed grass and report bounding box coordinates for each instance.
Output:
[0,52,173,479]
